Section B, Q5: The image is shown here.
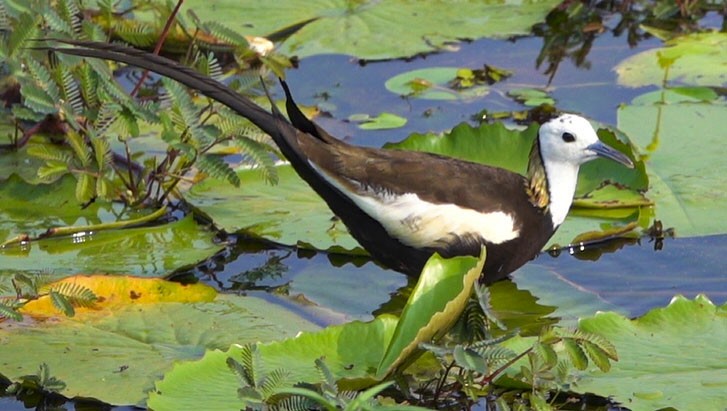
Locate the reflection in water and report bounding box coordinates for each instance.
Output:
[173,228,725,324]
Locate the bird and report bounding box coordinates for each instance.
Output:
[45,39,634,283]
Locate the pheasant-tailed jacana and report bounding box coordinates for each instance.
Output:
[46,40,634,283]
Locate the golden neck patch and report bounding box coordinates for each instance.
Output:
[526,139,550,210]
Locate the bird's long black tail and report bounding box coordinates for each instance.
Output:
[40,39,311,162]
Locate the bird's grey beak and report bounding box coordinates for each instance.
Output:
[587,141,634,168]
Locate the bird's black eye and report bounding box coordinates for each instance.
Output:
[562,132,575,142]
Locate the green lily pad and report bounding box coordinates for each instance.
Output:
[348,112,408,130]
[182,0,560,60]
[187,164,362,253]
[507,88,555,107]
[618,91,727,237]
[386,121,648,248]
[0,145,51,184]
[147,253,484,409]
[385,67,489,101]
[616,32,727,88]
[576,295,727,411]
[0,214,222,279]
[0,287,320,406]
[0,174,223,278]
[147,316,399,411]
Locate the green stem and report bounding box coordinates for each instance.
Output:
[0,206,168,248]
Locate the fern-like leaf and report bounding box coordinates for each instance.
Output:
[162,78,206,144]
[91,136,112,172]
[468,331,519,352]
[78,63,99,109]
[236,344,258,387]
[556,328,617,360]
[58,0,81,35]
[27,144,72,163]
[562,338,588,371]
[38,160,70,182]
[19,82,57,114]
[11,106,45,121]
[55,64,83,115]
[234,136,278,184]
[0,301,22,321]
[114,21,157,47]
[475,345,517,365]
[51,282,98,308]
[49,290,75,317]
[197,52,224,83]
[533,342,558,368]
[95,176,113,199]
[75,174,96,204]
[200,21,249,46]
[259,368,290,399]
[474,281,506,331]
[26,57,61,102]
[66,129,91,166]
[271,395,315,411]
[6,13,39,57]
[197,154,239,187]
[581,340,612,372]
[42,6,73,35]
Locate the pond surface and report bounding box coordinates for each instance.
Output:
[173,10,726,325]
[2,7,725,411]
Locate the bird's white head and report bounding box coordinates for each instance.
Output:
[537,114,633,227]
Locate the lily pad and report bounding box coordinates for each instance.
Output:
[147,253,485,409]
[618,91,727,237]
[576,295,727,411]
[348,112,408,130]
[0,214,222,279]
[615,32,727,88]
[182,0,561,60]
[385,67,489,101]
[0,174,223,278]
[0,276,320,406]
[187,164,362,253]
[507,88,555,107]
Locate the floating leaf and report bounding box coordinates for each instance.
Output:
[0,277,319,406]
[181,0,561,60]
[616,32,727,87]
[576,295,727,411]
[187,164,362,253]
[0,175,222,278]
[21,275,216,317]
[348,112,407,130]
[618,90,727,237]
[385,67,489,101]
[507,88,555,106]
[148,253,483,409]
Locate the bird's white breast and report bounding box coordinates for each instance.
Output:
[312,163,520,248]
